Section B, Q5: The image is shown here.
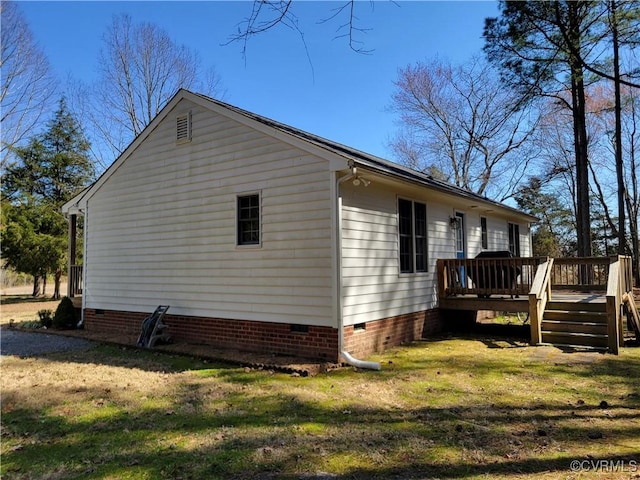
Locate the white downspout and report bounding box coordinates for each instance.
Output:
[336,166,381,371]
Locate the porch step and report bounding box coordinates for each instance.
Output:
[545,300,606,313]
[540,331,609,349]
[541,319,608,335]
[538,341,608,352]
[541,298,609,349]
[543,309,608,324]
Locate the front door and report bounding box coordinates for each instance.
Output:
[454,212,466,287]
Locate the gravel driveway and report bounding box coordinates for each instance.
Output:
[1,329,94,356]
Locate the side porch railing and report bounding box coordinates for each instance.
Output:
[68,264,83,297]
[437,257,544,298]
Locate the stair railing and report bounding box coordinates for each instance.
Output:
[606,257,622,354]
[528,257,553,345]
[607,255,635,354]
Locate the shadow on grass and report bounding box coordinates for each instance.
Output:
[2,388,640,479]
[0,294,59,305]
[3,332,640,478]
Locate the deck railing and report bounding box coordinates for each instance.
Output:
[69,264,83,297]
[551,257,611,290]
[437,257,544,298]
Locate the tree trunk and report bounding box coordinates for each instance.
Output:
[42,275,47,296]
[568,2,592,258]
[611,0,626,256]
[53,269,62,300]
[32,275,41,297]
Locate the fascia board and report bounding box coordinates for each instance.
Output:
[352,164,539,224]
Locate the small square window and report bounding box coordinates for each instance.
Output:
[237,194,260,245]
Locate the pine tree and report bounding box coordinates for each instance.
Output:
[1,98,94,298]
[483,1,605,258]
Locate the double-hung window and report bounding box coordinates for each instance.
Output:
[237,194,260,246]
[398,198,428,273]
[508,222,520,256]
[481,217,488,250]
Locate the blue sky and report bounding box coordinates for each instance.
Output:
[20,1,499,161]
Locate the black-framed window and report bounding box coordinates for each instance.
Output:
[508,222,520,256]
[398,198,428,273]
[237,194,260,245]
[481,217,488,250]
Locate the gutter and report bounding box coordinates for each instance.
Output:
[335,164,381,371]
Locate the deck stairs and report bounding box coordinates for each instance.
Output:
[540,296,608,350]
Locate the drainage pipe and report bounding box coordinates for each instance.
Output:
[335,165,381,371]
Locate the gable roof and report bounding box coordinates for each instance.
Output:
[64,89,537,222]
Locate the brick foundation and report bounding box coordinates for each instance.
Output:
[342,309,443,360]
[83,309,339,362]
[83,307,444,363]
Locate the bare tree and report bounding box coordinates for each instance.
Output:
[0,1,56,168]
[390,57,538,202]
[589,74,640,280]
[85,14,223,165]
[227,0,376,56]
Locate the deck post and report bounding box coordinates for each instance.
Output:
[528,292,541,345]
[606,259,620,355]
[437,259,446,301]
[528,258,552,346]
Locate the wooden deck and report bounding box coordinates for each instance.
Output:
[439,292,605,313]
[439,294,529,312]
[437,256,634,354]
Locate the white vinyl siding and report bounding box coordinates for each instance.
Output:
[84,100,334,327]
[340,182,452,326]
[339,181,532,326]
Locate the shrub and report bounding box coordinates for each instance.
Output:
[38,309,53,328]
[53,297,77,329]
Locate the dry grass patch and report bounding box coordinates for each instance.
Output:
[1,295,62,325]
[2,329,639,479]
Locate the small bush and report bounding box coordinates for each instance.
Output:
[38,309,53,328]
[53,297,77,329]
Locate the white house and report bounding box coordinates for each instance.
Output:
[63,89,537,365]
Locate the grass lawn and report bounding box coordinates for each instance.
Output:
[1,299,639,479]
[1,295,62,326]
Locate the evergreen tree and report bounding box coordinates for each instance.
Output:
[484,1,606,258]
[515,177,575,256]
[1,98,94,298]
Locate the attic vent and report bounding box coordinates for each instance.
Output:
[176,113,191,144]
